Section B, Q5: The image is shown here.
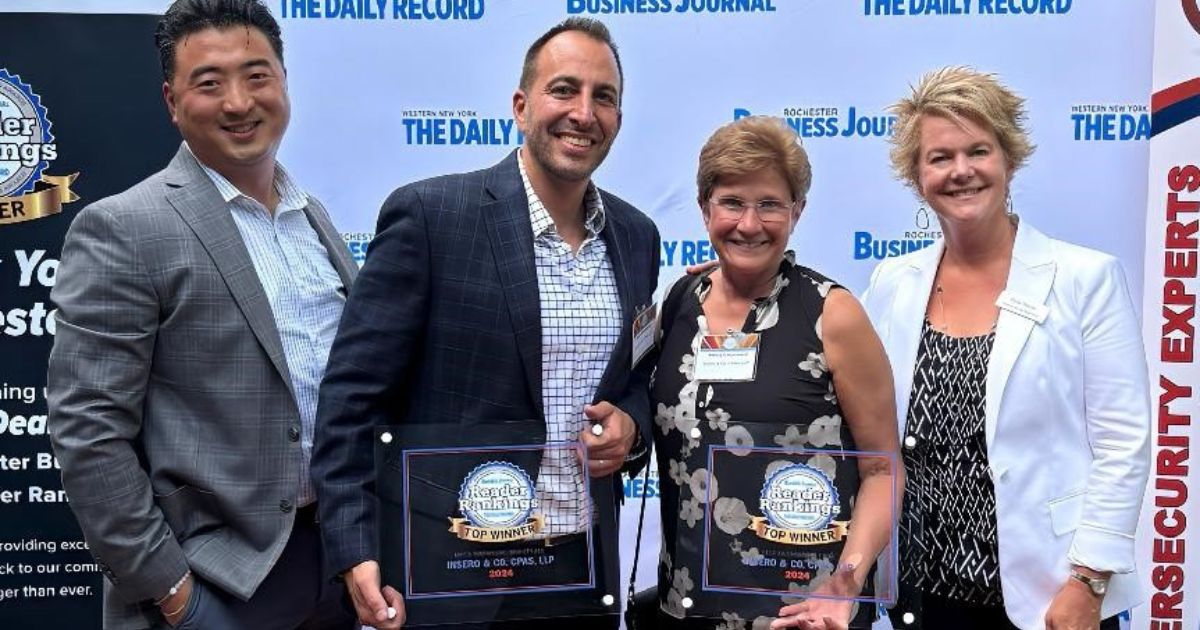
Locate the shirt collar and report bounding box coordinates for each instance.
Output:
[185,142,309,215]
[517,149,606,239]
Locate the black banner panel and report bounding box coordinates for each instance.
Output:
[0,13,179,628]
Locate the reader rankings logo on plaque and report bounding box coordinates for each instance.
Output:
[449,462,546,543]
[750,463,848,545]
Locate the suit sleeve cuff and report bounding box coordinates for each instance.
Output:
[113,532,189,604]
[1067,525,1137,574]
[321,524,376,582]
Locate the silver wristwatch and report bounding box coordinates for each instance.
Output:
[1069,570,1109,597]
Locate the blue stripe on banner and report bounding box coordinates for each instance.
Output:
[1150,93,1200,137]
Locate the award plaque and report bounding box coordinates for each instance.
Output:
[671,420,898,621]
[375,422,621,626]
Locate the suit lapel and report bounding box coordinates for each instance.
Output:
[161,146,295,397]
[481,152,544,416]
[596,202,634,399]
[302,197,357,288]
[889,241,942,434]
[985,220,1055,448]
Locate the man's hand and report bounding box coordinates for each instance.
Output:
[159,573,194,628]
[686,259,719,276]
[581,402,637,478]
[345,560,405,629]
[1044,577,1102,630]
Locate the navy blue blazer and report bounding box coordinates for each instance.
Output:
[312,150,660,586]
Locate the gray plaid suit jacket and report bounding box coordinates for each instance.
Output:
[47,145,357,630]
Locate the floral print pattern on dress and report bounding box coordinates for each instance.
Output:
[650,260,868,627]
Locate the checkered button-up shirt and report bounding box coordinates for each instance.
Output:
[518,153,622,535]
[194,146,346,507]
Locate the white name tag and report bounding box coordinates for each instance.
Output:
[694,333,760,382]
[631,302,658,368]
[996,290,1049,324]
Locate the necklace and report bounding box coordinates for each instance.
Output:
[932,284,949,334]
[931,283,998,336]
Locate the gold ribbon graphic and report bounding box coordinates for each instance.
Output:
[0,173,79,226]
[748,517,850,546]
[448,513,546,543]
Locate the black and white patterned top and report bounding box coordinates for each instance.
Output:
[899,321,1002,605]
[518,153,621,536]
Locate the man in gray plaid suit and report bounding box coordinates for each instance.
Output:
[47,1,357,628]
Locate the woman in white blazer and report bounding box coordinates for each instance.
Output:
[862,67,1150,630]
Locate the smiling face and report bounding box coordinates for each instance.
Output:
[703,168,801,281]
[513,30,621,189]
[916,113,1011,228]
[163,26,289,180]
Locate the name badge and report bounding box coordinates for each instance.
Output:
[995,290,1049,324]
[694,333,760,382]
[631,302,658,368]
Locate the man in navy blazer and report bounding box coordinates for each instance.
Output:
[311,18,659,630]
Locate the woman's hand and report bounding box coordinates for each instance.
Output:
[771,558,861,630]
[1044,577,1101,630]
[772,599,851,630]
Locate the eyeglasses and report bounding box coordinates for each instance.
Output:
[708,196,796,223]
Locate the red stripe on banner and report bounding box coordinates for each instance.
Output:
[1184,0,1200,35]
[1152,77,1200,112]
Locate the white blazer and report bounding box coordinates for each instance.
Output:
[862,219,1151,630]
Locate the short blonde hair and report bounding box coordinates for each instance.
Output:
[697,116,812,204]
[889,66,1034,189]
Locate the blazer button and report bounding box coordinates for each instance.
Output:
[279,500,293,513]
[288,426,300,442]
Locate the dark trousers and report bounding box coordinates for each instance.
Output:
[163,505,357,630]
[894,591,1120,630]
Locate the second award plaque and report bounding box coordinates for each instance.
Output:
[665,419,897,622]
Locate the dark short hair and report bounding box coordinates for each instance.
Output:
[156,0,284,82]
[519,18,623,98]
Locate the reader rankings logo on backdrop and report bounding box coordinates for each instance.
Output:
[0,69,77,227]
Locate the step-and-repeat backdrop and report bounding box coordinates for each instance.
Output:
[1,1,1193,629]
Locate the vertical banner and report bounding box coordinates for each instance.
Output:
[0,13,179,628]
[1133,2,1200,630]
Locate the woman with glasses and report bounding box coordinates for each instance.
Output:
[649,116,902,630]
[862,67,1150,629]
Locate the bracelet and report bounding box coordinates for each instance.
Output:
[154,570,191,607]
[162,595,190,620]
